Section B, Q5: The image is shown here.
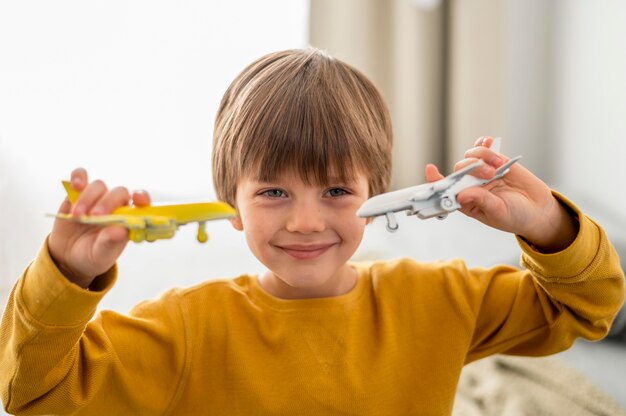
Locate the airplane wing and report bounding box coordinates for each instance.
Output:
[410,160,484,201]
[53,213,143,228]
[117,202,236,225]
[447,155,522,194]
[411,137,508,200]
[52,181,237,243]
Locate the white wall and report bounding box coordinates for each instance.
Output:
[504,0,554,180]
[0,1,309,312]
[503,0,625,246]
[550,0,626,240]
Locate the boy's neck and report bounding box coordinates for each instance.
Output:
[259,266,358,300]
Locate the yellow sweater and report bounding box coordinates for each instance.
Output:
[1,208,624,415]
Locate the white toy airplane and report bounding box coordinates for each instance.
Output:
[357,138,522,232]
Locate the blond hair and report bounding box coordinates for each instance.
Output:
[212,48,393,207]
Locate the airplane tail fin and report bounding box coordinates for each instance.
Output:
[62,181,80,204]
[490,137,502,154]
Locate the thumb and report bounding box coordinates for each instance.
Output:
[457,188,503,221]
[425,164,445,183]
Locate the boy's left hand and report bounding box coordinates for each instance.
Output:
[425,136,578,253]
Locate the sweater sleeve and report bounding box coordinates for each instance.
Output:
[0,239,188,415]
[464,193,625,363]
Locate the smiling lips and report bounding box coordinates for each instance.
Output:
[277,243,337,260]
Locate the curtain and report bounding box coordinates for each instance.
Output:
[309,0,549,189]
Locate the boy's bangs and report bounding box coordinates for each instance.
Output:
[241,82,367,187]
[249,132,361,187]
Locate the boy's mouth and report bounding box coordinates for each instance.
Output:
[276,243,336,260]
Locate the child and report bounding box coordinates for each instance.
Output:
[1,48,624,415]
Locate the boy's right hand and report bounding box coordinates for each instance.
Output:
[48,168,151,289]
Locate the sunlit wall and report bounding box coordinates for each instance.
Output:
[0,1,309,311]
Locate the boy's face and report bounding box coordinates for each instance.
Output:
[231,169,370,299]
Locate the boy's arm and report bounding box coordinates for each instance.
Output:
[0,240,187,414]
[425,137,624,358]
[0,168,187,414]
[463,199,625,361]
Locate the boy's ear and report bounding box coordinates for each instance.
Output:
[229,215,244,231]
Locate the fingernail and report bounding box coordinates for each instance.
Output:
[72,177,83,189]
[91,206,104,215]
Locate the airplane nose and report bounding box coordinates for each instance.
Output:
[357,193,399,218]
[356,200,376,218]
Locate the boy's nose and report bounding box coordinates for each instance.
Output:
[285,202,326,234]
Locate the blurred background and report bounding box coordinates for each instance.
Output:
[1,0,625,411]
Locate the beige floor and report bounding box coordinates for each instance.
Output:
[557,339,626,410]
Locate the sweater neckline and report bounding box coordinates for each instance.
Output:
[248,262,369,312]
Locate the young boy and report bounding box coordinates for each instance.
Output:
[1,48,624,415]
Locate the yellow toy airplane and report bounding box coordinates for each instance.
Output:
[53,181,237,243]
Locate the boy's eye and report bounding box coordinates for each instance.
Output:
[326,188,348,197]
[262,189,285,198]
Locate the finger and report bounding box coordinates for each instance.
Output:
[453,158,496,179]
[72,180,107,217]
[464,146,506,168]
[131,190,151,207]
[90,186,132,215]
[457,187,503,220]
[457,187,483,206]
[424,164,444,182]
[57,199,72,215]
[70,168,89,191]
[473,136,494,148]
